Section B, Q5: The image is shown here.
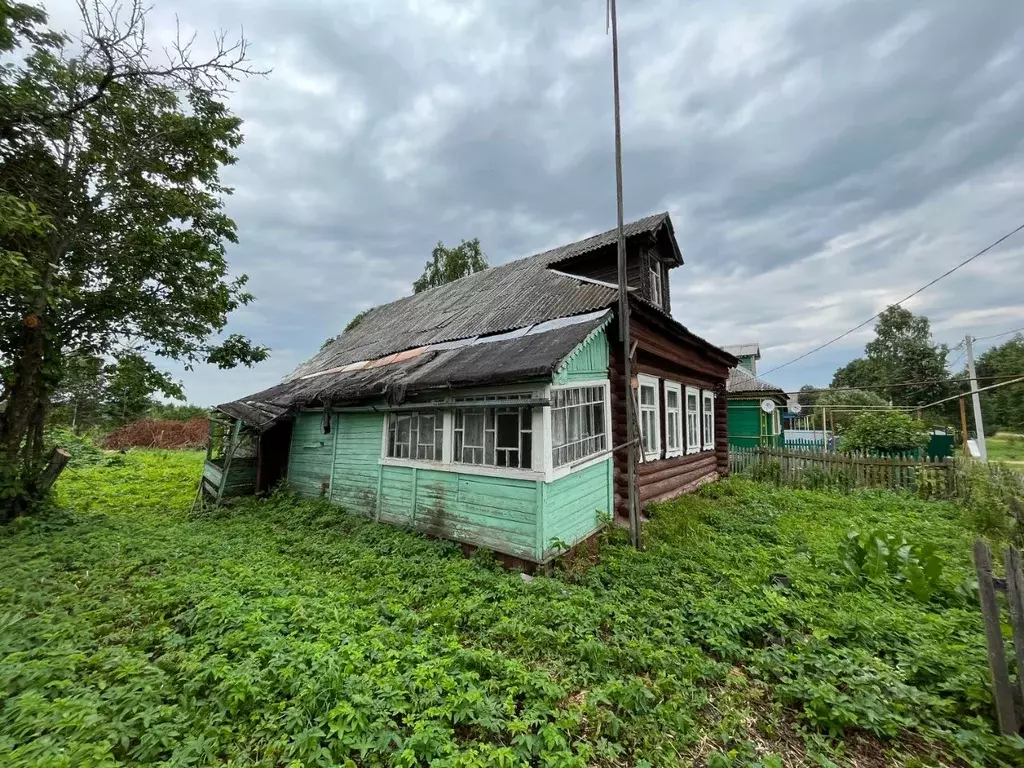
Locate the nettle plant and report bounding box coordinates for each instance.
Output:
[838,529,944,602]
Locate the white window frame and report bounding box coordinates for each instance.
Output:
[637,374,661,462]
[550,383,611,470]
[663,381,683,458]
[702,390,715,451]
[684,386,700,455]
[649,265,662,306]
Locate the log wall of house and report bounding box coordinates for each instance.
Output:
[609,314,730,519]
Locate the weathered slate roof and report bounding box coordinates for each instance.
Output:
[288,213,675,381]
[219,212,732,420]
[222,312,612,411]
[727,366,785,398]
[722,343,760,360]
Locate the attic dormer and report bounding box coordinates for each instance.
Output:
[546,212,683,315]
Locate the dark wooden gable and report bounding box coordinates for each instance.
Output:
[549,225,681,315]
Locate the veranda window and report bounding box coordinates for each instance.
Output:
[551,385,607,467]
[387,411,444,460]
[454,406,533,469]
[638,375,660,461]
[664,382,682,458]
[685,386,700,454]
[702,391,715,450]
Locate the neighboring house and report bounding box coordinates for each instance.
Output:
[725,352,787,448]
[723,343,760,376]
[204,213,736,565]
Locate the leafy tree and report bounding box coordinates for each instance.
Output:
[412,238,487,293]
[842,410,929,455]
[976,334,1024,433]
[830,306,951,408]
[0,1,268,518]
[48,352,105,432]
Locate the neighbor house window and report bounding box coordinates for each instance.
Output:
[454,406,533,469]
[664,382,682,458]
[685,386,700,454]
[387,411,444,460]
[649,265,662,306]
[702,390,715,450]
[638,375,661,461]
[551,385,608,467]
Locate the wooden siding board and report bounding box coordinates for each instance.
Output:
[554,327,610,384]
[543,459,611,557]
[288,411,334,498]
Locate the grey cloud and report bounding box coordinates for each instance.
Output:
[44,0,1024,404]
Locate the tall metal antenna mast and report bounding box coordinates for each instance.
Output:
[609,0,640,549]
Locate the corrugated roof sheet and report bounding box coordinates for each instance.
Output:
[286,213,674,381]
[723,343,761,359]
[727,366,785,396]
[219,313,611,413]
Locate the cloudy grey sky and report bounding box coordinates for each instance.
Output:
[52,0,1024,403]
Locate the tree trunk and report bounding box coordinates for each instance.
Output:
[39,447,71,493]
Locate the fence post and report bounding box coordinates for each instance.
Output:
[1005,546,1024,714]
[973,539,1019,735]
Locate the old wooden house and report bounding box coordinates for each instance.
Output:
[724,344,787,448]
[205,213,736,564]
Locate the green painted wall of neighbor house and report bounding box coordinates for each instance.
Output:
[542,458,612,560]
[727,399,783,449]
[553,327,609,384]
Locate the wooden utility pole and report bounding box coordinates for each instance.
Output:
[959,397,969,457]
[609,0,639,549]
[965,334,988,462]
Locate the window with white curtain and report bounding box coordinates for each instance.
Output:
[685,386,700,454]
[664,381,682,458]
[551,385,608,467]
[387,411,443,460]
[702,390,715,450]
[638,375,661,461]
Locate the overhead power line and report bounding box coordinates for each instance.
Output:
[974,326,1024,342]
[784,371,1024,397]
[761,221,1024,377]
[919,375,1024,411]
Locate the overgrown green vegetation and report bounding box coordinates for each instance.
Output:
[988,433,1024,465]
[841,410,930,454]
[2,453,1023,766]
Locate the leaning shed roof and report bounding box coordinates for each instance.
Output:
[722,343,760,359]
[727,366,785,398]
[221,311,612,412]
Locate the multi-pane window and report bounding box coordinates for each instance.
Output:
[638,375,660,460]
[454,406,533,469]
[685,386,700,454]
[702,390,715,450]
[649,265,662,306]
[387,411,444,460]
[664,382,682,457]
[551,386,607,467]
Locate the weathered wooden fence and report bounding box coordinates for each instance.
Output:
[972,540,1024,735]
[729,445,956,495]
